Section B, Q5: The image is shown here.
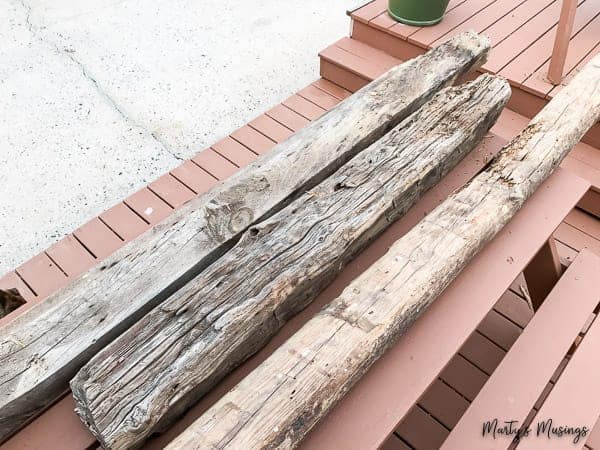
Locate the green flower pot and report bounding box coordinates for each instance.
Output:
[388,0,451,26]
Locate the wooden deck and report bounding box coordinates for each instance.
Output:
[351,0,600,99]
[2,9,600,448]
[348,0,600,147]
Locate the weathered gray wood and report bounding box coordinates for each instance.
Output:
[166,54,600,450]
[71,75,510,450]
[0,32,490,443]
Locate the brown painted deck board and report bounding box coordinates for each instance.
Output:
[442,250,600,449]
[431,0,531,46]
[320,44,386,81]
[335,35,402,68]
[494,289,534,328]
[459,330,506,376]
[380,435,412,450]
[45,235,96,278]
[484,0,556,47]
[520,310,600,449]
[561,156,600,191]
[555,238,579,266]
[72,218,123,260]
[319,37,402,83]
[265,104,310,132]
[1,396,94,450]
[191,148,239,179]
[352,0,388,23]
[418,379,470,430]
[99,203,149,242]
[410,0,498,46]
[320,57,371,93]
[248,114,294,143]
[477,308,523,351]
[211,136,257,168]
[485,0,582,73]
[282,94,327,121]
[555,221,600,254]
[170,160,218,194]
[587,418,600,449]
[296,85,341,111]
[148,174,195,209]
[229,125,276,155]
[569,141,600,173]
[439,355,489,402]
[311,79,352,100]
[124,187,172,225]
[15,253,68,300]
[396,405,450,450]
[565,208,600,240]
[351,21,424,61]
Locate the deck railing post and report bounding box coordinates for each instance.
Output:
[548,0,578,85]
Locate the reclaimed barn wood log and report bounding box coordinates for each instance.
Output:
[0,32,490,442]
[71,75,511,450]
[167,54,600,450]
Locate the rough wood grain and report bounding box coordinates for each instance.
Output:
[167,54,600,450]
[0,32,490,443]
[71,75,510,450]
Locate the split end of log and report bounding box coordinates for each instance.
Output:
[448,29,490,66]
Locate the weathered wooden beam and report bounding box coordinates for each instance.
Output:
[0,32,490,442]
[71,75,510,450]
[167,54,600,450]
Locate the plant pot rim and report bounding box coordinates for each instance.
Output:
[387,7,445,26]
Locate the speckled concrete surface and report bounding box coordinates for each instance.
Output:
[0,0,351,275]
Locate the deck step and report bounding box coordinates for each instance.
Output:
[346,0,600,151]
[318,40,600,219]
[319,37,402,92]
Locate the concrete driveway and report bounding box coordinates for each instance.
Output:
[0,0,352,275]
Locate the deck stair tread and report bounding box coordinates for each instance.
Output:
[349,0,600,103]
